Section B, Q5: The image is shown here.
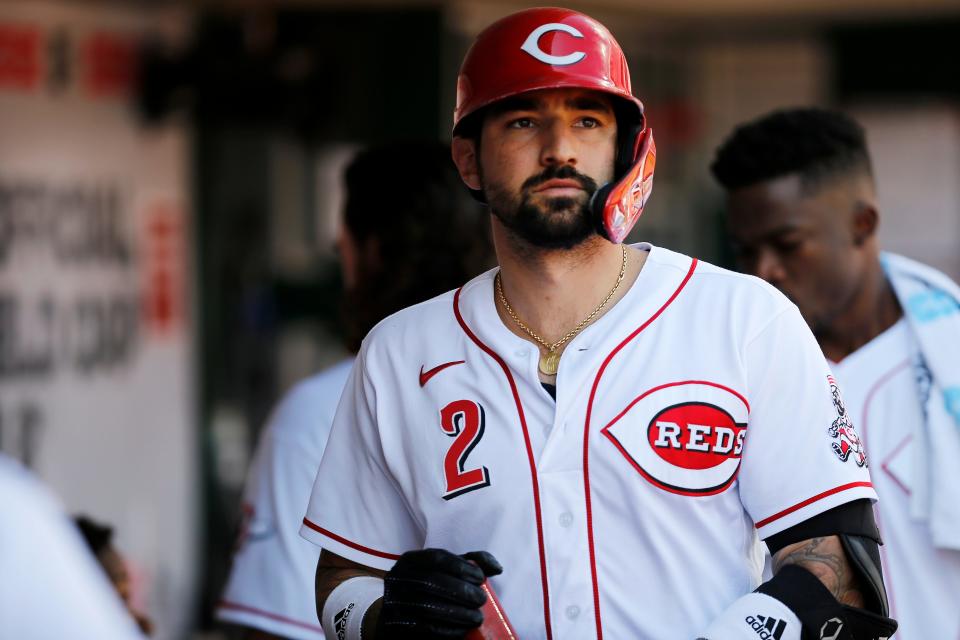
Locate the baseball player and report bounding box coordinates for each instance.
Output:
[216,142,492,639]
[300,8,898,640]
[714,107,960,638]
[0,453,145,640]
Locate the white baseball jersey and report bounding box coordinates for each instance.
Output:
[0,454,144,640]
[830,319,960,638]
[218,358,354,639]
[300,244,876,639]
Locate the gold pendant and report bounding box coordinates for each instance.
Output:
[539,350,560,376]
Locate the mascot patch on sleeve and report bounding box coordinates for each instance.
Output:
[826,375,867,468]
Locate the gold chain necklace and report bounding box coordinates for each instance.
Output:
[496,245,627,376]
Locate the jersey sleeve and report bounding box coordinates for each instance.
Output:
[299,346,423,570]
[217,428,325,638]
[738,305,877,539]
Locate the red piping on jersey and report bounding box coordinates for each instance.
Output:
[880,434,913,496]
[218,600,324,633]
[301,518,401,560]
[753,481,874,529]
[453,286,553,640]
[583,257,698,640]
[857,356,911,624]
[858,358,911,454]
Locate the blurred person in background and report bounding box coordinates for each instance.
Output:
[714,106,960,638]
[215,140,493,639]
[0,453,145,640]
[75,515,154,635]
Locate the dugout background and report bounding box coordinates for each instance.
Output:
[1,1,958,638]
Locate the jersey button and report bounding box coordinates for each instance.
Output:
[558,512,573,527]
[565,605,580,620]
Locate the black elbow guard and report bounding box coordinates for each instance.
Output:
[761,500,896,639]
[757,553,897,640]
[838,533,889,619]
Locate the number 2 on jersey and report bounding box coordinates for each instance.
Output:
[439,400,491,500]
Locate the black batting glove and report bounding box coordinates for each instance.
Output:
[376,548,503,639]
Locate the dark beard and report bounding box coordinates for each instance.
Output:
[485,165,599,250]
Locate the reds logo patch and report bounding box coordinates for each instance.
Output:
[826,375,867,467]
[602,381,748,496]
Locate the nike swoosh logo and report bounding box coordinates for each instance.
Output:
[419,360,465,387]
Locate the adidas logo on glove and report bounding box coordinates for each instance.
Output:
[745,614,787,639]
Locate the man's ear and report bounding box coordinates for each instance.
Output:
[451,137,482,191]
[852,202,879,246]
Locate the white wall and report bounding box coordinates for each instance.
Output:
[0,2,197,638]
[853,105,960,281]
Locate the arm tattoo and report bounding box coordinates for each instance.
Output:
[772,535,865,608]
[315,550,388,636]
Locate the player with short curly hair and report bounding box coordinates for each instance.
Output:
[716,106,960,639]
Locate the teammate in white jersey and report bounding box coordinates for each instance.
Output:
[217,361,353,639]
[216,142,492,639]
[302,9,898,640]
[0,453,145,640]
[716,107,960,638]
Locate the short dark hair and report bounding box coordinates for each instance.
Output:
[711,107,873,192]
[75,515,114,556]
[342,141,493,351]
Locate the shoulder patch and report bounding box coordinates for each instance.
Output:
[826,375,867,468]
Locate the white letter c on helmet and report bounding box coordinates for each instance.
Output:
[520,23,586,66]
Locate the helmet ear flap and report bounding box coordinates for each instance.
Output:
[592,126,657,243]
[615,112,646,179]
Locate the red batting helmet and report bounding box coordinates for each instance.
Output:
[453,7,656,244]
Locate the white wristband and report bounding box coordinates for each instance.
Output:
[321,576,384,640]
[698,592,801,640]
